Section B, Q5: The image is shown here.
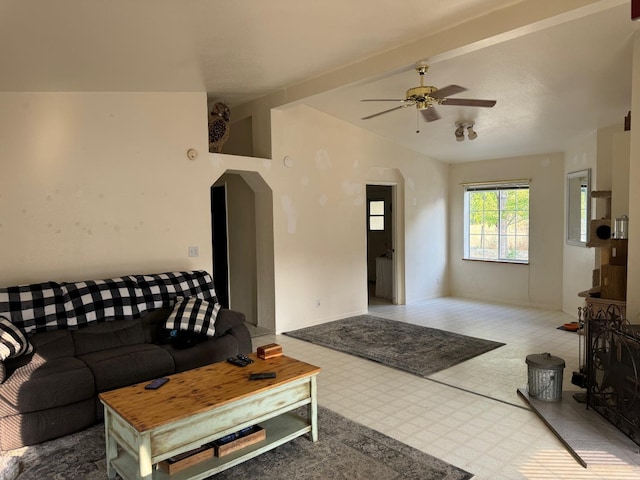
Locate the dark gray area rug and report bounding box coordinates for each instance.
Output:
[285,315,505,377]
[1,406,472,480]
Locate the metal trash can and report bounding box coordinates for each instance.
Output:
[526,352,565,402]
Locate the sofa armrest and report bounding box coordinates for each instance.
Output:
[213,309,246,337]
[227,324,252,354]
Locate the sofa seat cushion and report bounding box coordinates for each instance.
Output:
[78,344,174,392]
[71,318,145,356]
[0,397,96,450]
[0,357,95,416]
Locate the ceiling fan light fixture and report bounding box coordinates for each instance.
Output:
[455,125,465,142]
[467,125,478,140]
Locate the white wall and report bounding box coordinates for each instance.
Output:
[449,153,564,309]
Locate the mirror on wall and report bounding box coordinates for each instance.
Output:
[567,169,591,246]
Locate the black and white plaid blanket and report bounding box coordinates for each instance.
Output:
[0,270,218,336]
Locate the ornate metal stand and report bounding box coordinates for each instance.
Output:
[585,304,640,446]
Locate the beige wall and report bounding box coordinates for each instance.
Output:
[0,94,448,334]
[627,31,640,323]
[611,131,630,221]
[216,173,258,325]
[3,90,629,330]
[563,131,598,317]
[449,153,564,309]
[561,125,630,318]
[270,105,449,331]
[0,92,213,284]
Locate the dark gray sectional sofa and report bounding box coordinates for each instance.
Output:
[0,270,252,451]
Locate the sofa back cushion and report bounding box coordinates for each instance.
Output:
[141,308,171,343]
[71,318,144,356]
[0,281,66,333]
[0,270,218,338]
[135,271,218,311]
[63,277,140,327]
[2,329,75,383]
[31,329,75,360]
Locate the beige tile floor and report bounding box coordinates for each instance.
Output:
[253,297,640,480]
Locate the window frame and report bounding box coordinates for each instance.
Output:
[463,181,530,264]
[368,199,385,231]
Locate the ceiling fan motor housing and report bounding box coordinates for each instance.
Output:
[406,85,440,109]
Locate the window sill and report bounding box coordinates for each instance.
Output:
[462,258,529,265]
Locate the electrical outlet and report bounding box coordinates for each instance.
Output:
[188,246,199,257]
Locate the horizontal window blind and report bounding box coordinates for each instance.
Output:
[463,179,530,191]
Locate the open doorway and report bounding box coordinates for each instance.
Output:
[366,185,394,305]
[211,170,275,337]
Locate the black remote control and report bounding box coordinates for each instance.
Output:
[145,377,169,390]
[237,354,254,364]
[227,357,249,367]
[249,372,276,380]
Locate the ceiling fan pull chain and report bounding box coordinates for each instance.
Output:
[416,111,420,134]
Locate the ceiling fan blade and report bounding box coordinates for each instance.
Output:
[441,98,497,107]
[430,85,466,99]
[420,107,440,122]
[361,105,406,120]
[361,99,405,102]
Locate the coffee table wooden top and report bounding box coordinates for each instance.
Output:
[99,354,320,432]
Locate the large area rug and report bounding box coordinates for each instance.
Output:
[1,406,472,480]
[285,315,505,377]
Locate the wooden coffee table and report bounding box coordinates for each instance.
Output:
[99,354,321,480]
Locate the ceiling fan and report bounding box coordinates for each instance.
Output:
[361,63,496,122]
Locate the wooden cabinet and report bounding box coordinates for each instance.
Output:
[600,264,627,301]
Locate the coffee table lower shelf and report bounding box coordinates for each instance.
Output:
[110,413,311,480]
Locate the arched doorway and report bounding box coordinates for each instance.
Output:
[211,170,275,336]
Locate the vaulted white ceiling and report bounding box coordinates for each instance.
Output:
[1,0,637,162]
[305,2,637,162]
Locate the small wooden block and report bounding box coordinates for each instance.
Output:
[213,426,266,457]
[257,343,283,359]
[158,445,214,474]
